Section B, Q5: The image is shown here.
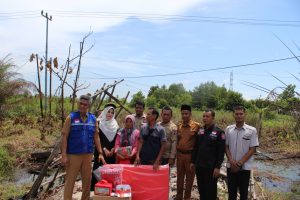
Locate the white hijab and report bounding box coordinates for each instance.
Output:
[98,106,119,142]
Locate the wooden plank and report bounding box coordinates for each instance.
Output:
[104,91,132,114]
[92,79,124,98]
[115,91,130,118]
[108,82,116,102]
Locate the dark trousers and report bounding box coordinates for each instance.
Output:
[227,168,250,200]
[196,167,217,200]
[161,158,169,165]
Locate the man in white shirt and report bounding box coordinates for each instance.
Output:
[225,105,259,200]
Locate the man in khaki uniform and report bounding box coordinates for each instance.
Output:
[159,106,177,166]
[132,100,146,130]
[176,104,200,200]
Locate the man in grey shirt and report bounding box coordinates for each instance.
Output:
[225,105,259,200]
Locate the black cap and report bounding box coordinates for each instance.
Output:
[181,104,191,111]
[104,103,116,109]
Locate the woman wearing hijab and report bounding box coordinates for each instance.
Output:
[91,103,119,191]
[114,115,140,164]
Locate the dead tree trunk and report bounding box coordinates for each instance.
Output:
[36,54,44,118]
[71,41,84,111]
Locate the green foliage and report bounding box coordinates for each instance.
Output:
[191,82,228,109]
[143,83,192,108]
[129,91,145,107]
[0,56,34,119]
[278,84,296,100]
[0,183,28,200]
[223,91,245,111]
[145,96,157,107]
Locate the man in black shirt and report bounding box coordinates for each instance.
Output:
[135,107,166,170]
[191,109,225,200]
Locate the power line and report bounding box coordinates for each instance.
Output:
[0,10,300,27]
[81,56,300,80]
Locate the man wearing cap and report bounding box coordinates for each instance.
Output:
[61,95,104,200]
[191,109,225,200]
[176,105,200,200]
[225,105,259,200]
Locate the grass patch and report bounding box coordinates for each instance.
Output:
[0,183,29,200]
[0,148,13,179]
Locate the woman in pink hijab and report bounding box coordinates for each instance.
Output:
[114,115,140,164]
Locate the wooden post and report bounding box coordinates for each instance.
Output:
[104,91,132,114]
[108,81,117,102]
[49,58,52,117]
[45,167,60,192]
[115,91,130,118]
[91,83,106,110]
[25,136,61,199]
[36,54,44,118]
[98,92,106,111]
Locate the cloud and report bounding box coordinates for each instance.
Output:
[0,0,208,80]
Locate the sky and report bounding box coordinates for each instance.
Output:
[0,0,300,101]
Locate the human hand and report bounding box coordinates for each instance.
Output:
[153,160,160,171]
[61,154,69,167]
[168,158,175,167]
[213,168,220,179]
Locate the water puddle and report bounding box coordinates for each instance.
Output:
[254,159,300,192]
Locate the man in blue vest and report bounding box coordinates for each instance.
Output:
[61,95,104,200]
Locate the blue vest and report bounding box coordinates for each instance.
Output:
[67,111,96,154]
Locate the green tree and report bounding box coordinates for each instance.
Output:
[223,91,245,111]
[278,84,296,100]
[0,56,34,119]
[129,91,145,107]
[191,82,227,109]
[148,85,159,97]
[145,96,157,107]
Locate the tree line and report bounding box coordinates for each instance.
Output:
[129,81,300,114]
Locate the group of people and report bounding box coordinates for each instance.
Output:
[61,94,259,200]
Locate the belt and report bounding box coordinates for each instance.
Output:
[177,149,193,154]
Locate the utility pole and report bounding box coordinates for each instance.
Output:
[230,71,233,91]
[41,10,52,115]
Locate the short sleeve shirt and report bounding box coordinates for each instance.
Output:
[159,121,177,159]
[225,123,259,170]
[133,113,146,130]
[140,123,166,162]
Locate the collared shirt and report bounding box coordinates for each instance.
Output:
[225,123,259,170]
[177,120,200,152]
[140,123,166,163]
[192,124,225,169]
[133,113,146,130]
[159,121,177,159]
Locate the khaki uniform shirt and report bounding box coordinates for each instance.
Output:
[159,121,177,159]
[177,120,200,152]
[133,113,146,130]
